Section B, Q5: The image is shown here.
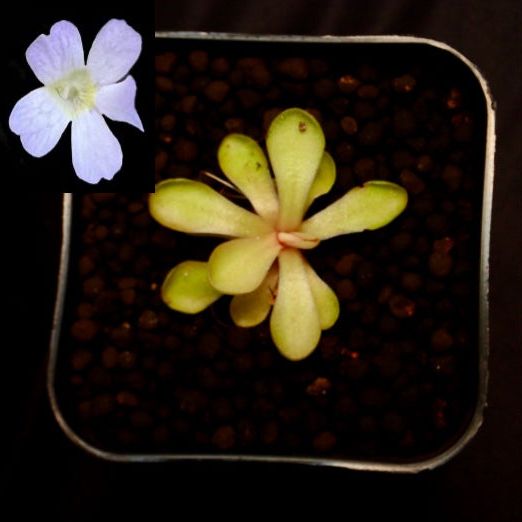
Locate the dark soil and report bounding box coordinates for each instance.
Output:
[54,38,487,462]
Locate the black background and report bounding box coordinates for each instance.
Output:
[4,0,522,520]
[0,1,154,191]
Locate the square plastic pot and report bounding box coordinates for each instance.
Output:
[48,33,495,472]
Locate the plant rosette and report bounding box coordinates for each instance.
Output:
[149,108,407,360]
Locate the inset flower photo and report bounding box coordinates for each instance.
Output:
[1,3,152,191]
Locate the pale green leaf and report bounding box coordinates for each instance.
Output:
[300,181,408,239]
[230,265,279,327]
[303,261,340,330]
[161,261,222,313]
[306,151,336,209]
[218,133,279,223]
[277,231,320,250]
[266,108,325,231]
[270,249,321,361]
[149,178,271,238]
[208,233,281,294]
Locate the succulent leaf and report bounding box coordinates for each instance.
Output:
[306,151,336,209]
[266,108,325,231]
[230,265,279,327]
[303,260,340,330]
[270,248,321,361]
[301,180,408,239]
[150,178,271,237]
[161,261,222,313]
[218,133,279,223]
[277,231,320,250]
[208,233,281,294]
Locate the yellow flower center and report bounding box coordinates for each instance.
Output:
[47,67,97,118]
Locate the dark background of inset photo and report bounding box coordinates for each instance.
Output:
[4,0,522,521]
[0,1,154,192]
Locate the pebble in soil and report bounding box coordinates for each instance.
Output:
[57,42,485,460]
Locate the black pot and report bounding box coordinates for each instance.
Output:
[48,33,495,472]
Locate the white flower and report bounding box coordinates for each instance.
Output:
[9,19,143,184]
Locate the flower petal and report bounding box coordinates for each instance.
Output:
[301,181,408,239]
[26,20,84,85]
[9,87,69,157]
[270,249,321,361]
[71,110,122,184]
[87,19,141,85]
[218,133,278,223]
[230,265,279,327]
[95,75,143,131]
[266,108,325,231]
[303,261,340,330]
[149,179,272,237]
[306,151,336,209]
[208,234,281,294]
[161,261,222,313]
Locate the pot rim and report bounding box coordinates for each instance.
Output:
[48,32,495,473]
